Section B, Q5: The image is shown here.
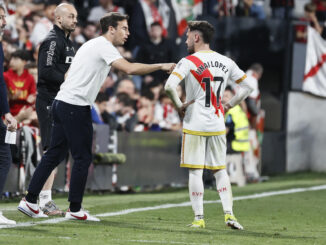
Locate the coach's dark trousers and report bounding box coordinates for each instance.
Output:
[28,100,93,204]
[0,119,11,195]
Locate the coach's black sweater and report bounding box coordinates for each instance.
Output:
[37,25,75,101]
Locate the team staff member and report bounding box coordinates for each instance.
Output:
[35,3,77,216]
[0,4,17,225]
[165,21,253,229]
[18,12,175,221]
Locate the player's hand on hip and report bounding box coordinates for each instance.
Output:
[178,100,195,119]
[161,63,176,74]
[4,113,17,132]
[223,103,231,113]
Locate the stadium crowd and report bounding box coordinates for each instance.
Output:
[2,0,326,134]
[1,0,325,224]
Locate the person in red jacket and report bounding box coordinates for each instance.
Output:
[4,50,36,117]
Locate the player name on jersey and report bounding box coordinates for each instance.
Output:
[195,60,229,75]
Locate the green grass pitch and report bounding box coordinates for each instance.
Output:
[1,172,326,245]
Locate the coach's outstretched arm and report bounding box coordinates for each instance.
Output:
[112,58,175,75]
[223,78,253,112]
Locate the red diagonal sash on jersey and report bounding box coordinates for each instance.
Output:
[186,55,224,117]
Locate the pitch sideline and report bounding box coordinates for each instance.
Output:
[1,184,326,229]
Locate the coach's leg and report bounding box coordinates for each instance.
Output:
[26,101,68,203]
[36,96,58,208]
[189,169,204,220]
[0,120,11,197]
[61,104,93,212]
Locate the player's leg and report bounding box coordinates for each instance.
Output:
[207,135,243,230]
[59,102,99,221]
[36,96,62,215]
[0,120,16,224]
[181,133,206,228]
[19,100,69,218]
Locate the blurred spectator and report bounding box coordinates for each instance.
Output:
[223,86,250,186]
[270,0,294,19]
[92,92,108,124]
[244,63,263,125]
[153,92,181,131]
[4,50,36,117]
[111,92,137,132]
[115,77,138,101]
[136,21,177,83]
[135,89,155,131]
[296,3,323,43]
[74,22,98,45]
[236,0,266,19]
[25,62,37,83]
[217,0,238,18]
[30,1,58,47]
[87,0,125,23]
[312,0,326,22]
[129,0,166,50]
[223,86,250,154]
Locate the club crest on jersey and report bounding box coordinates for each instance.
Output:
[195,61,229,75]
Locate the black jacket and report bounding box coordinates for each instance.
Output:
[0,42,9,116]
[37,25,75,100]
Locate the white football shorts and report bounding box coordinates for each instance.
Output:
[180,133,226,170]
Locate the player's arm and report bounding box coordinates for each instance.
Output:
[164,71,183,109]
[111,58,175,75]
[38,38,65,84]
[224,78,253,112]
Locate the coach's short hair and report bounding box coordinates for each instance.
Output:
[100,12,129,34]
[188,21,215,44]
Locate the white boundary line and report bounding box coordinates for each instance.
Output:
[1,184,326,229]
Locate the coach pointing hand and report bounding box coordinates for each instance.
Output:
[18,12,175,221]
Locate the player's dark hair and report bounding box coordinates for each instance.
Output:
[188,21,215,44]
[100,12,129,34]
[11,50,30,61]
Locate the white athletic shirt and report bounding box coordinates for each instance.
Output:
[56,36,122,106]
[167,50,246,136]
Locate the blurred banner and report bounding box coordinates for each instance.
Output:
[303,26,326,97]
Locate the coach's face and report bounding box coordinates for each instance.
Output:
[112,20,129,46]
[0,8,6,31]
[57,5,78,33]
[186,29,195,54]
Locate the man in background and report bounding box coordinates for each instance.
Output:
[35,3,77,216]
[0,4,17,225]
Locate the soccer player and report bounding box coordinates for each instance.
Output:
[18,12,175,221]
[165,20,253,229]
[35,3,77,216]
[0,4,17,225]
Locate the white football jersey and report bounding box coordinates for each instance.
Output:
[170,50,246,136]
